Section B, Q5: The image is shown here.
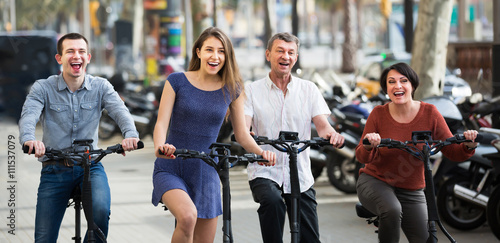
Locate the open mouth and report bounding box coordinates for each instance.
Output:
[208,62,219,67]
[394,91,405,97]
[71,62,82,71]
[279,62,289,67]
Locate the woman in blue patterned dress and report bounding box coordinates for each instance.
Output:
[152,27,276,243]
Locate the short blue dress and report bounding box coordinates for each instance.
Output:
[152,72,233,218]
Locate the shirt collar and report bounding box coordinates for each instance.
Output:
[57,74,91,91]
[265,74,296,91]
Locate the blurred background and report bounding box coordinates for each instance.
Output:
[2,2,500,241]
[0,0,499,124]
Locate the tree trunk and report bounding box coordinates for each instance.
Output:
[263,0,275,67]
[341,0,356,73]
[357,0,363,50]
[292,0,300,71]
[191,0,204,39]
[412,0,453,100]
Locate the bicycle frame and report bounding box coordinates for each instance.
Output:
[24,139,144,243]
[249,131,335,243]
[161,142,267,243]
[361,131,477,243]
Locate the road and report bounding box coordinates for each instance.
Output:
[0,119,498,242]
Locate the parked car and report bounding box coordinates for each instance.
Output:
[0,31,60,121]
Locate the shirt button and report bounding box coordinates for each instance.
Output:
[75,110,77,112]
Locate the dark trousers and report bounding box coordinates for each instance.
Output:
[249,178,320,243]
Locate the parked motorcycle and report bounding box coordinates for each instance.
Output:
[418,96,500,231]
[436,127,499,231]
[310,94,380,193]
[455,93,500,130]
[482,127,500,240]
[99,74,158,140]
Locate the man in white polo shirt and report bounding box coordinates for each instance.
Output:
[244,32,345,243]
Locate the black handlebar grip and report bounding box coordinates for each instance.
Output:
[23,145,51,154]
[23,145,30,154]
[158,149,189,156]
[173,149,189,155]
[474,133,483,142]
[137,141,144,149]
[338,142,345,149]
[450,133,483,143]
[362,138,392,145]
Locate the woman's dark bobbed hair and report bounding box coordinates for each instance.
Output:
[380,62,419,98]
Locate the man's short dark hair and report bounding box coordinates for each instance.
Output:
[57,33,89,55]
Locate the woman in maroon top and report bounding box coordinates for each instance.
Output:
[355,62,478,243]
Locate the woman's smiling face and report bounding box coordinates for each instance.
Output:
[196,36,225,75]
[386,69,414,104]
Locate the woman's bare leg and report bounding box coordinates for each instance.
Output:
[162,189,197,243]
[193,217,218,243]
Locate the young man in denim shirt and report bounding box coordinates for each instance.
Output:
[19,33,140,243]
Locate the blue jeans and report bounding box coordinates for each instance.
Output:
[249,178,320,243]
[35,162,111,243]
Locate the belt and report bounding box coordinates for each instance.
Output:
[42,159,74,167]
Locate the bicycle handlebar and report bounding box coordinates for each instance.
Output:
[158,143,268,169]
[23,140,144,163]
[361,133,482,159]
[230,132,343,154]
[252,135,343,153]
[362,134,482,146]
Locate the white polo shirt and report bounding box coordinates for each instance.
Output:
[244,74,331,193]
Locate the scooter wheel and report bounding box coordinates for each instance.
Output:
[326,152,357,194]
[437,176,486,230]
[487,186,500,240]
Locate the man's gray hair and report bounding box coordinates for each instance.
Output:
[266,32,300,51]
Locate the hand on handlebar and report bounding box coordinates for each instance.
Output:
[259,150,276,166]
[156,143,176,159]
[362,133,381,151]
[24,140,46,158]
[121,137,141,156]
[326,131,345,148]
[462,130,479,149]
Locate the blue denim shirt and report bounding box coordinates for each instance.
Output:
[19,74,139,161]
